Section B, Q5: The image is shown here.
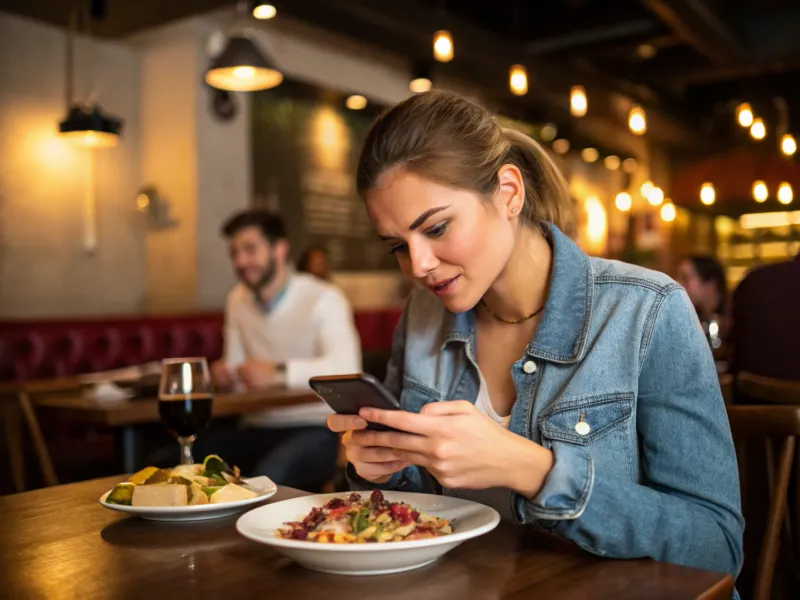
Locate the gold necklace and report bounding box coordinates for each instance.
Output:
[479,298,544,324]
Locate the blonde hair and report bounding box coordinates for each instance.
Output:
[356,90,576,237]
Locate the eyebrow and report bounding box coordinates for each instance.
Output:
[378,205,450,241]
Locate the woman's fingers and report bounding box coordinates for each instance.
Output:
[327,413,368,433]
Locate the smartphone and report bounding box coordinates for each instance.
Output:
[309,373,401,431]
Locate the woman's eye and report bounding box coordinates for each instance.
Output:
[426,222,448,238]
[389,243,408,255]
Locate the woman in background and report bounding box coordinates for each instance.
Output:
[676,255,727,348]
[296,245,330,281]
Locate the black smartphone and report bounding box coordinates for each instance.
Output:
[309,373,401,431]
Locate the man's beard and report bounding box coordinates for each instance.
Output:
[241,256,278,292]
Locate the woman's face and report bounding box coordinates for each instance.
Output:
[677,260,713,309]
[366,167,522,313]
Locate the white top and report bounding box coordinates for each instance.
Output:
[475,369,510,429]
[223,273,362,428]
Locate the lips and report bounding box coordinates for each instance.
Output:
[427,275,460,297]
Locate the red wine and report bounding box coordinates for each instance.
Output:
[158,394,213,438]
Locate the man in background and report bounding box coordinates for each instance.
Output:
[208,209,361,491]
[729,252,800,385]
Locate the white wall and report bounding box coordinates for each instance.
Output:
[0,12,145,318]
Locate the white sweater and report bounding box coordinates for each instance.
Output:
[223,273,362,427]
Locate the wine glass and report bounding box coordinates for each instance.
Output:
[159,357,213,465]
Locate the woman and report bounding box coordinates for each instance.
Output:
[676,255,727,347]
[296,245,330,281]
[327,91,743,577]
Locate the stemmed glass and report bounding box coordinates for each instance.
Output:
[158,357,213,465]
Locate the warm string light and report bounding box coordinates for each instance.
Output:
[640,180,654,198]
[252,3,277,19]
[345,95,367,110]
[777,182,793,205]
[570,86,587,117]
[581,147,599,163]
[615,192,632,212]
[660,202,676,222]
[647,186,664,206]
[750,118,766,140]
[552,139,570,154]
[433,30,453,62]
[700,182,715,206]
[509,64,528,96]
[781,134,797,156]
[736,103,753,128]
[604,155,620,170]
[628,106,646,135]
[753,180,768,202]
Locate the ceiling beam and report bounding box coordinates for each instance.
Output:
[639,0,745,64]
[524,19,658,55]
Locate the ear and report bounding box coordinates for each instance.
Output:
[273,239,290,264]
[496,164,525,219]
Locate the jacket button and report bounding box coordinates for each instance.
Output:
[575,421,591,436]
[523,360,537,374]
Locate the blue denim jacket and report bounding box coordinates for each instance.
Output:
[350,223,743,578]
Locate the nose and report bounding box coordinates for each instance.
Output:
[408,240,440,279]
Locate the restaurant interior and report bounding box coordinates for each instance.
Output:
[1,1,799,598]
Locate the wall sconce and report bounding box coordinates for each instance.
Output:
[137,186,178,229]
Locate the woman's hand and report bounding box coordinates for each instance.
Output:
[327,414,410,484]
[353,401,554,497]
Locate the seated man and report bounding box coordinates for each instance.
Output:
[196,209,361,491]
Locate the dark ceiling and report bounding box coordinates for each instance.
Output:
[3,0,799,160]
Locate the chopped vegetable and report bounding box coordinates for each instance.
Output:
[106,482,135,505]
[128,466,158,485]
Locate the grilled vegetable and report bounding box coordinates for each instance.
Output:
[106,482,135,505]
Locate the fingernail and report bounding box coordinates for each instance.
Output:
[354,417,367,428]
[359,408,373,420]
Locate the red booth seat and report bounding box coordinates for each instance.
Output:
[0,308,404,383]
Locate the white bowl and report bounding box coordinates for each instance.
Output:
[99,476,277,521]
[235,491,500,575]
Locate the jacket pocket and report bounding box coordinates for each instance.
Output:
[539,392,634,446]
[400,376,440,413]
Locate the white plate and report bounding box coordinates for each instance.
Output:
[99,476,278,521]
[236,491,500,575]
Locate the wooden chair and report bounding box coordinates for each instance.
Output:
[727,404,800,600]
[0,379,77,492]
[738,372,800,405]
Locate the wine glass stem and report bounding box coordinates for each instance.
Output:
[178,436,196,465]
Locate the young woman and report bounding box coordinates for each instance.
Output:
[327,91,743,577]
[676,255,728,343]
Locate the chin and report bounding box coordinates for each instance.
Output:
[439,293,480,315]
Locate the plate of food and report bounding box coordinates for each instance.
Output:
[100,454,277,521]
[236,489,500,575]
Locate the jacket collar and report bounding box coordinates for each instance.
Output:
[444,223,593,364]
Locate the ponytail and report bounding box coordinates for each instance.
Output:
[502,129,576,238]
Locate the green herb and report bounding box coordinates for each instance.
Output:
[350,508,371,534]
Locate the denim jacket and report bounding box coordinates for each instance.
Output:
[350,223,743,578]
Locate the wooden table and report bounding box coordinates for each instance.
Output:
[0,476,735,599]
[30,386,320,474]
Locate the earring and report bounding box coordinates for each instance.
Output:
[511,206,520,214]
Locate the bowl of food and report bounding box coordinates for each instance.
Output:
[235,489,500,575]
[100,454,277,521]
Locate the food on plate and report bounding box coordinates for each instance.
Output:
[276,490,453,543]
[104,454,258,507]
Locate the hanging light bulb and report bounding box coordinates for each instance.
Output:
[781,134,797,156]
[700,182,715,206]
[622,158,638,173]
[604,155,621,170]
[570,86,587,117]
[433,30,453,62]
[552,139,570,154]
[628,105,646,135]
[345,95,367,110]
[647,186,664,206]
[752,180,768,202]
[540,123,557,142]
[252,3,277,20]
[509,64,528,96]
[615,192,632,212]
[660,201,676,222]
[777,182,793,205]
[205,34,283,91]
[640,180,654,198]
[750,118,766,140]
[59,104,123,148]
[409,60,433,93]
[736,103,753,128]
[581,147,599,163]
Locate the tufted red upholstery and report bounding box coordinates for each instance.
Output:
[0,308,404,383]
